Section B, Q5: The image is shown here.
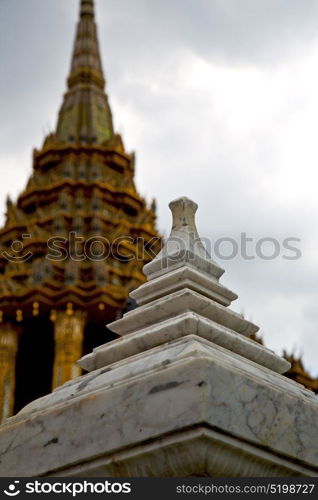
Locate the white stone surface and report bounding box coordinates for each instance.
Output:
[0,196,316,478]
[79,313,288,374]
[144,197,225,281]
[109,289,259,337]
[0,336,318,477]
[52,428,317,478]
[131,265,237,307]
[107,196,289,373]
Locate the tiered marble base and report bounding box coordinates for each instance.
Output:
[0,197,317,477]
[0,335,317,476]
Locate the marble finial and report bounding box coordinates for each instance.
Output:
[169,197,198,234]
[168,196,207,256]
[143,196,222,280]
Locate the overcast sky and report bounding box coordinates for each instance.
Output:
[1,0,318,375]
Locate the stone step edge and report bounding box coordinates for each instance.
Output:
[79,312,289,374]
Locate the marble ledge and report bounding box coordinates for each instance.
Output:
[49,427,318,478]
[130,265,237,307]
[144,251,225,281]
[108,288,259,337]
[1,337,318,476]
[79,313,289,374]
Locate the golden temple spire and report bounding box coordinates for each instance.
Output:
[56,0,114,145]
[80,0,95,19]
[0,0,160,419]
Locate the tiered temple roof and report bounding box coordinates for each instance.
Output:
[0,0,160,320]
[0,0,161,421]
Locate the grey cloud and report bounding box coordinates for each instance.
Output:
[100,0,318,67]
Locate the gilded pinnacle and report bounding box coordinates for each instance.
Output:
[56,0,114,145]
[80,0,95,18]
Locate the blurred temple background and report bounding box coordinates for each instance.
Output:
[0,0,161,421]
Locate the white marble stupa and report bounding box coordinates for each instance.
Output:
[0,197,318,477]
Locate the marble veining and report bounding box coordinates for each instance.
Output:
[1,196,317,478]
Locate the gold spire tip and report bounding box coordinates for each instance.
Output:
[80,0,94,18]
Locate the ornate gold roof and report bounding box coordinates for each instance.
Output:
[0,0,161,325]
